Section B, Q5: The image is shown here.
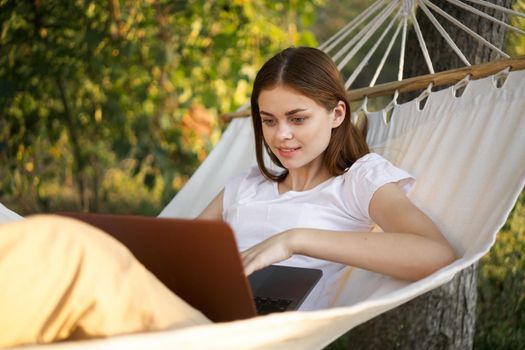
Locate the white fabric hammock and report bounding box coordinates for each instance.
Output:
[7,67,524,350]
[0,203,23,224]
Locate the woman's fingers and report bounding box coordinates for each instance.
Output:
[240,232,294,275]
[241,247,265,275]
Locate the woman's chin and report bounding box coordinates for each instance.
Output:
[277,160,305,171]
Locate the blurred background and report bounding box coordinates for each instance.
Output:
[0,0,523,348]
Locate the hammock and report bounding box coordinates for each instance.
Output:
[3,1,525,349]
[10,66,523,350]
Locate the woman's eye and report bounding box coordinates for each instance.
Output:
[262,119,275,126]
[291,117,306,124]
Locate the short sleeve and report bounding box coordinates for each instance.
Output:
[343,153,415,221]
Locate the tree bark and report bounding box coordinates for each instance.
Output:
[345,1,511,349]
[55,74,88,211]
[346,265,478,349]
[404,0,511,75]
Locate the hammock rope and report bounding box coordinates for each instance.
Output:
[464,0,525,18]
[398,14,408,80]
[323,0,525,89]
[370,18,403,87]
[418,0,471,66]
[333,1,397,70]
[421,0,509,58]
[319,0,387,52]
[334,0,399,66]
[446,0,525,36]
[410,5,436,73]
[344,9,403,88]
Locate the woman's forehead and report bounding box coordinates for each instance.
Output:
[258,85,319,112]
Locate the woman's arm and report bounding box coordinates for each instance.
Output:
[241,183,457,280]
[197,190,224,220]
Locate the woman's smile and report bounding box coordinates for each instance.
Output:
[276,147,301,158]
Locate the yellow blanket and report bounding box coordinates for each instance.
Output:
[0,215,210,348]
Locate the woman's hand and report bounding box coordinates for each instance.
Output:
[241,230,296,276]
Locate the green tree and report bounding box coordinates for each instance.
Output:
[0,0,323,214]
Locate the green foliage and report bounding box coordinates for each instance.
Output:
[476,3,525,346]
[507,0,525,56]
[0,0,322,214]
[475,191,525,349]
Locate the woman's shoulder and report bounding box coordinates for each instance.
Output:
[340,153,415,219]
[344,152,393,177]
[342,152,415,198]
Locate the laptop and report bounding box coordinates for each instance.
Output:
[57,212,322,322]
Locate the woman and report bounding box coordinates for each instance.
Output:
[0,47,457,347]
[199,47,456,310]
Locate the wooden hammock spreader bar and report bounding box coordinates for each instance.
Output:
[221,56,525,122]
[348,55,525,101]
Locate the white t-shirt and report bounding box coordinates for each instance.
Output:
[222,153,415,310]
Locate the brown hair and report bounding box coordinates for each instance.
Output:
[250,46,369,182]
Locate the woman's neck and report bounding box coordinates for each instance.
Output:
[278,162,332,193]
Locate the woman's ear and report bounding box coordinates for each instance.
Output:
[331,100,346,128]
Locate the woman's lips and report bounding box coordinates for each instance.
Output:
[277,147,300,158]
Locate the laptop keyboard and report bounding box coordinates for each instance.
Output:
[254,296,293,314]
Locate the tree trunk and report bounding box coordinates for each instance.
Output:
[55,74,89,212]
[404,0,511,76]
[345,1,511,349]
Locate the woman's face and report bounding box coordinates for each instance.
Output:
[258,85,345,171]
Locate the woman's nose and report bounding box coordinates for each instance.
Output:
[276,123,293,140]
